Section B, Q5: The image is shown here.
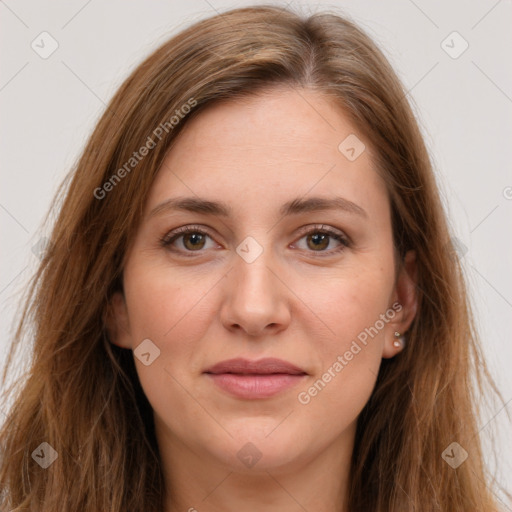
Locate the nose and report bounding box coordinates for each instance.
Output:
[219,249,291,337]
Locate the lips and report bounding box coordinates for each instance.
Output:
[204,357,307,376]
[204,357,307,399]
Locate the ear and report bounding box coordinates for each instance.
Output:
[105,290,133,349]
[382,249,418,359]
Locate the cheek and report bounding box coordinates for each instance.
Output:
[295,258,394,346]
[121,261,218,385]
[123,259,220,341]
[292,260,395,412]
[121,263,220,425]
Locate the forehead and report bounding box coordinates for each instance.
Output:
[145,87,388,220]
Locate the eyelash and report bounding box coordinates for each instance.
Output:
[159,224,350,258]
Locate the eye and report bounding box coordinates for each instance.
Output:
[292,224,350,256]
[160,225,217,255]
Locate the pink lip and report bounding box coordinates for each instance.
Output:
[204,357,307,399]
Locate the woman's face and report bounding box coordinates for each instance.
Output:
[109,87,417,475]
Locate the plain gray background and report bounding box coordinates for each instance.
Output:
[1,0,511,504]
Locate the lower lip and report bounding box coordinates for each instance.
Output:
[205,373,306,399]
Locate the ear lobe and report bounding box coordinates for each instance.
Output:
[382,250,418,359]
[105,291,133,349]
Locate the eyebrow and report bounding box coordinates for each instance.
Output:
[148,195,368,219]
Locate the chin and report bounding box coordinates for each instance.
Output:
[205,423,309,473]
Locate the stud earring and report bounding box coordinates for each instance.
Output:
[393,331,403,349]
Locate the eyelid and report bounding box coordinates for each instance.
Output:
[160,224,214,243]
[293,223,349,242]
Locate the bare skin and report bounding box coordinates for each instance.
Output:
[107,86,418,512]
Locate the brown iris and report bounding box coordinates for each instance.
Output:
[183,233,206,250]
[307,233,329,251]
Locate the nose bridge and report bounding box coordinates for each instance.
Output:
[232,241,280,309]
[220,236,291,335]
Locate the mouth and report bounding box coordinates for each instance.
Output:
[203,357,308,399]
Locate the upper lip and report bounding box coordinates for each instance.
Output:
[204,357,307,375]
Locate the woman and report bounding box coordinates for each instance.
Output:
[0,5,504,511]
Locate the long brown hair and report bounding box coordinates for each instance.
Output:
[0,5,504,511]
